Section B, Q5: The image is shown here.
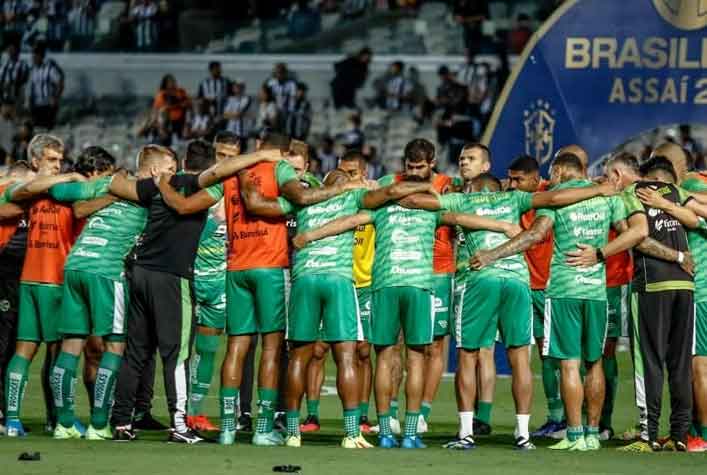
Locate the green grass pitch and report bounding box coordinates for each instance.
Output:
[1,346,703,474]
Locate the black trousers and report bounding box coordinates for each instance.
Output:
[112,266,195,430]
[0,271,20,421]
[631,290,694,442]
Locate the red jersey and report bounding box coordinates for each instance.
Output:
[605,228,633,287]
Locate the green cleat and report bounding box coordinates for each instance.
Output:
[252,431,285,446]
[219,430,236,445]
[86,425,113,441]
[585,434,601,451]
[549,437,588,451]
[53,424,83,440]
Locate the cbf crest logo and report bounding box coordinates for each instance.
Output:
[653,0,707,30]
[523,100,556,165]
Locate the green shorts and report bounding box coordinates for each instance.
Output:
[453,276,532,350]
[195,278,226,329]
[60,270,128,339]
[371,286,434,347]
[606,284,630,339]
[356,286,372,341]
[226,268,288,335]
[543,297,608,362]
[696,301,707,357]
[531,289,546,339]
[288,274,362,343]
[18,282,63,342]
[432,273,453,337]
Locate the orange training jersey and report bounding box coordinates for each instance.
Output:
[605,228,633,287]
[20,197,76,285]
[223,162,289,271]
[522,181,553,290]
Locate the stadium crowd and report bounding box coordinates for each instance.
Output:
[0,122,706,454]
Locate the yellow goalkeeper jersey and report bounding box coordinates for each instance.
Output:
[353,223,375,288]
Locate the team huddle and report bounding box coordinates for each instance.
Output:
[0,131,706,453]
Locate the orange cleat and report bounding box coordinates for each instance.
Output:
[186,415,219,432]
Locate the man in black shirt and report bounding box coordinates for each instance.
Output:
[330,47,372,110]
[453,0,489,61]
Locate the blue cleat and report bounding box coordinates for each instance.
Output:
[531,420,567,439]
[73,419,87,437]
[378,434,400,448]
[401,436,427,449]
[6,419,26,437]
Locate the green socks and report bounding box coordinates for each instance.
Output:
[220,387,239,432]
[702,426,707,441]
[344,408,360,438]
[378,413,392,437]
[255,388,278,434]
[403,411,419,438]
[601,356,618,428]
[306,398,320,418]
[359,401,369,419]
[585,426,599,438]
[476,401,493,425]
[542,357,564,422]
[91,351,122,429]
[286,410,300,437]
[5,355,30,421]
[390,399,399,420]
[51,352,79,428]
[189,334,219,416]
[567,425,584,441]
[420,401,432,422]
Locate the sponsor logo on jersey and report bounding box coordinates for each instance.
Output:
[391,265,422,275]
[570,211,605,222]
[390,250,422,261]
[88,217,111,231]
[72,247,101,258]
[388,214,426,226]
[575,275,603,285]
[304,259,337,269]
[476,206,512,217]
[82,236,108,247]
[391,229,419,244]
[573,227,604,238]
[309,246,338,256]
[306,202,345,216]
[654,217,681,232]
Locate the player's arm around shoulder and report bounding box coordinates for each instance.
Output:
[293,211,373,250]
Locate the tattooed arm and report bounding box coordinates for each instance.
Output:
[469,216,553,270]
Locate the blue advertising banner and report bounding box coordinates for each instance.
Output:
[482,0,707,176]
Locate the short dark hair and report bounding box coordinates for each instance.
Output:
[184,139,215,172]
[213,130,241,146]
[259,130,291,152]
[640,156,677,183]
[32,40,47,56]
[552,152,583,172]
[508,154,539,173]
[462,142,490,162]
[75,146,116,176]
[393,61,404,70]
[341,149,364,163]
[404,138,435,163]
[297,82,308,92]
[208,61,221,70]
[472,173,501,192]
[437,65,450,76]
[607,152,639,174]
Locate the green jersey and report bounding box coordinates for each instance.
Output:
[440,191,533,283]
[369,203,441,291]
[281,189,366,281]
[454,227,470,276]
[537,179,625,301]
[194,209,227,281]
[49,176,148,281]
[679,177,707,301]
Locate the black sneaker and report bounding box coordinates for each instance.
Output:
[274,412,287,433]
[134,412,168,431]
[473,418,492,436]
[113,425,137,442]
[237,413,252,432]
[515,436,536,450]
[168,428,204,444]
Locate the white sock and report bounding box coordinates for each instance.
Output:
[459,411,474,438]
[515,414,530,440]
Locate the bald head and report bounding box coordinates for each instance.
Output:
[556,145,589,173]
[651,142,690,182]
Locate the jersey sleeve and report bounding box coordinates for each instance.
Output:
[438,192,464,213]
[49,181,96,202]
[351,188,367,210]
[136,178,158,206]
[205,182,224,201]
[277,197,296,215]
[677,186,695,206]
[377,174,395,187]
[622,186,644,217]
[514,191,533,214]
[536,207,555,222]
[610,195,627,225]
[275,160,299,187]
[4,182,24,202]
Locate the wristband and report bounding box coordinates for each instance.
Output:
[595,248,605,262]
[677,251,685,264]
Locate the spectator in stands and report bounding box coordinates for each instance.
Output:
[197,61,230,119]
[45,0,68,51]
[453,0,488,61]
[383,61,412,111]
[435,65,467,115]
[407,66,434,123]
[330,47,372,110]
[308,154,323,179]
[507,13,532,55]
[286,82,312,141]
[137,108,170,145]
[183,99,214,141]
[679,124,701,157]
[337,113,365,150]
[265,63,297,120]
[0,33,29,119]
[257,84,280,133]
[342,0,368,18]
[28,41,64,129]
[287,0,321,39]
[11,119,32,162]
[67,0,97,50]
[2,0,29,34]
[223,79,253,148]
[362,144,384,180]
[152,73,190,141]
[317,136,337,175]
[130,0,159,51]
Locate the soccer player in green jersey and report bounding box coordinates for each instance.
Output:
[47,147,172,440]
